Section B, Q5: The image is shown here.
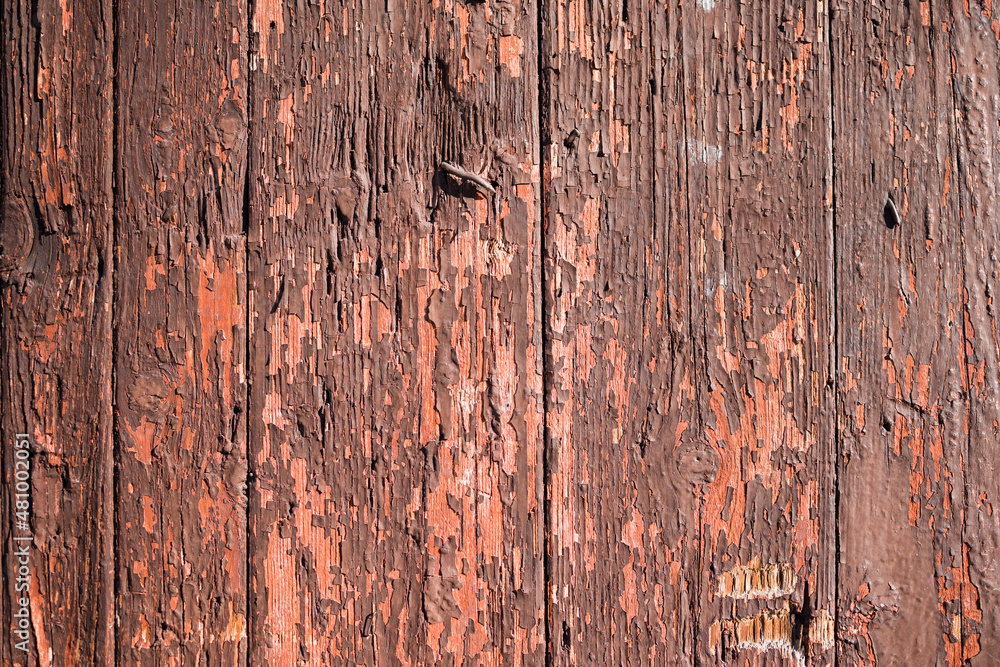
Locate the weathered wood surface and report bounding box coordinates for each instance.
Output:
[833,1,964,663]
[114,0,249,662]
[680,0,836,664]
[833,1,1000,664]
[2,0,1000,664]
[951,4,1000,661]
[543,0,835,664]
[541,0,697,662]
[1,0,114,664]
[246,0,543,664]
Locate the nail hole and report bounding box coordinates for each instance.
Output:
[883,196,901,229]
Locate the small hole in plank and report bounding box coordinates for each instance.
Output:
[883,197,900,230]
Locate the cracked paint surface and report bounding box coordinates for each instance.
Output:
[247,0,543,664]
[4,0,1000,664]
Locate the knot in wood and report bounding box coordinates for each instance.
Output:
[127,373,171,415]
[0,197,35,273]
[675,443,720,486]
[214,100,246,151]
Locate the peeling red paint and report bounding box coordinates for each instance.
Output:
[5,0,1000,664]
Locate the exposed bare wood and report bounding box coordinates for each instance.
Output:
[541,0,699,662]
[681,1,836,664]
[114,0,249,660]
[0,1,996,664]
[246,0,543,663]
[0,0,114,663]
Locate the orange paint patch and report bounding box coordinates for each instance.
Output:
[499,35,523,77]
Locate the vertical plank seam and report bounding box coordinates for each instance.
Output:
[673,4,702,663]
[826,0,840,663]
[536,0,552,660]
[243,0,255,662]
[110,0,121,658]
[940,6,974,658]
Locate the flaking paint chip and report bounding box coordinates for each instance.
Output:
[718,558,797,599]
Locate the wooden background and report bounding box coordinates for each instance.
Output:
[1,0,998,664]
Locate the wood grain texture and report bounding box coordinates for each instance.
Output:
[541,0,699,663]
[833,0,966,663]
[833,1,1000,663]
[680,1,836,665]
[543,0,835,664]
[114,0,249,661]
[0,0,114,663]
[3,0,1000,663]
[246,0,543,663]
[947,1,1000,663]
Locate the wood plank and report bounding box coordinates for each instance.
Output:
[680,1,836,665]
[114,0,249,661]
[246,0,543,663]
[541,0,699,662]
[832,1,1000,663]
[0,0,114,662]
[544,0,836,663]
[947,1,1000,662]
